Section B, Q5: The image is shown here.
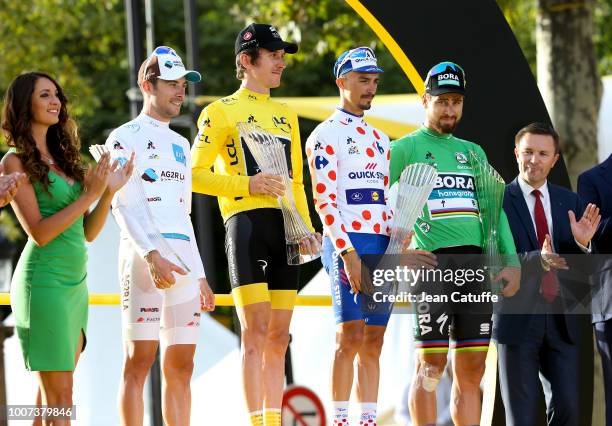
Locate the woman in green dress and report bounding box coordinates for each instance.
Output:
[1,72,133,424]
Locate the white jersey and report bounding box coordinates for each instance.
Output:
[106,113,205,279]
[306,108,392,253]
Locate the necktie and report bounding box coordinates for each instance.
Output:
[532,189,559,302]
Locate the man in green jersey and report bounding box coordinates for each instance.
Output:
[389,62,520,426]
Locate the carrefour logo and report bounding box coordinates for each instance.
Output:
[315,156,329,170]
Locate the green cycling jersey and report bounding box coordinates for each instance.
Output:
[390,126,517,258]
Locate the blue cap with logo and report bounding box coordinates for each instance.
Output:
[424,61,466,95]
[333,47,384,79]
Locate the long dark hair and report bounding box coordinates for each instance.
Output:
[1,72,85,191]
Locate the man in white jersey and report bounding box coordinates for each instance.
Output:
[306,47,435,426]
[106,46,214,426]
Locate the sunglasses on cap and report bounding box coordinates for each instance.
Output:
[334,46,380,78]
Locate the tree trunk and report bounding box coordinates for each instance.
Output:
[536,0,602,187]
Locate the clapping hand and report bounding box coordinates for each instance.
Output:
[107,152,135,194]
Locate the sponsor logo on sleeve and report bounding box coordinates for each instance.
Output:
[172,143,186,165]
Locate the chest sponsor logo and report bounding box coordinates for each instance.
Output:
[148,154,159,160]
[427,172,479,220]
[147,140,156,150]
[348,170,384,181]
[113,140,124,150]
[346,188,386,205]
[374,141,384,154]
[141,168,185,183]
[273,116,291,133]
[348,146,360,155]
[172,143,186,165]
[147,196,161,202]
[346,137,355,145]
[314,140,323,151]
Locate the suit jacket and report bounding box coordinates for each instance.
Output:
[493,177,590,345]
[578,154,612,322]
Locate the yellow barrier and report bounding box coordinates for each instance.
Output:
[0,293,333,307]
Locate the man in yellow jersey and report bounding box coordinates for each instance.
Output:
[191,23,318,426]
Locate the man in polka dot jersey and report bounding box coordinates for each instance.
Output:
[306,47,391,426]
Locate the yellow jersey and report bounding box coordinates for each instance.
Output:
[191,87,313,229]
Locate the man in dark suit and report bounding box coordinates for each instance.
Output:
[578,155,612,425]
[494,122,600,426]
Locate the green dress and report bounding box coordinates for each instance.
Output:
[11,170,88,371]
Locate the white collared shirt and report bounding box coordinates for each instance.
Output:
[517,177,590,252]
[517,177,554,246]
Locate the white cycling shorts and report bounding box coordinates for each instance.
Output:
[118,238,201,347]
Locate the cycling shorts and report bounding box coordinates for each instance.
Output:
[224,208,299,310]
[412,245,492,353]
[119,237,201,347]
[322,232,391,326]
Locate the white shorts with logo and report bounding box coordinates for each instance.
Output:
[118,238,201,346]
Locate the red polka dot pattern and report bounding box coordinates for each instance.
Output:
[373,223,381,233]
[366,148,374,157]
[328,170,336,181]
[356,127,365,135]
[373,129,380,139]
[326,145,334,155]
[362,210,371,220]
[316,183,326,193]
[325,215,334,225]
[336,238,346,249]
[352,221,362,230]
